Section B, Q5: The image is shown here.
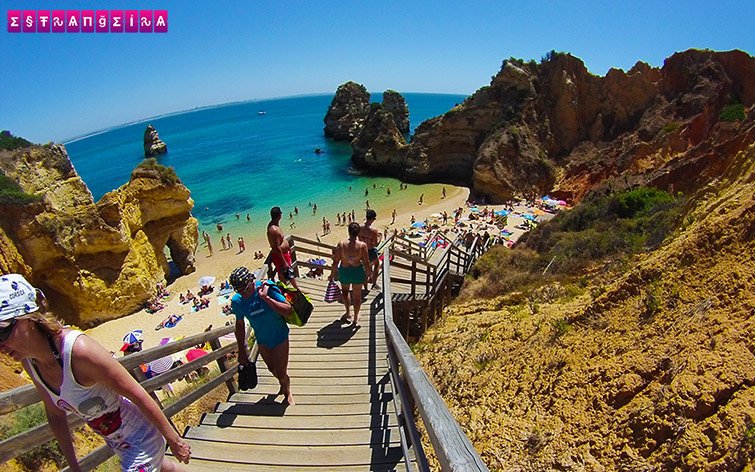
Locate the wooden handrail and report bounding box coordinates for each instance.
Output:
[382,253,488,471]
[0,324,246,467]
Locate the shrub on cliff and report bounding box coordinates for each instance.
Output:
[0,130,32,150]
[719,103,745,122]
[463,187,682,300]
[131,158,180,185]
[0,172,40,205]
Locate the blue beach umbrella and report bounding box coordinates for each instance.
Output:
[411,221,426,228]
[122,329,143,345]
[494,210,508,216]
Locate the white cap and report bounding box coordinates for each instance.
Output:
[0,274,40,322]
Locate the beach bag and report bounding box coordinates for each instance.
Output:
[324,280,342,303]
[269,282,313,327]
[237,362,257,391]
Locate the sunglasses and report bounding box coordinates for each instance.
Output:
[0,319,17,342]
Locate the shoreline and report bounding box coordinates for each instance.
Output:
[85,184,471,354]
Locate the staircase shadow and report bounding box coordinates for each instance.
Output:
[215,396,289,427]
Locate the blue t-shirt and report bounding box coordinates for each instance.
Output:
[231,281,289,348]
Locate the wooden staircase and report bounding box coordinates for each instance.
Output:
[179,276,415,471]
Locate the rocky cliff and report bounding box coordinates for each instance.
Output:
[0,145,197,327]
[143,124,167,157]
[352,49,754,204]
[323,81,371,140]
[324,82,411,143]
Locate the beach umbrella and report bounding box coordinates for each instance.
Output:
[147,354,174,375]
[198,275,216,288]
[122,330,143,345]
[313,258,327,266]
[411,221,426,228]
[186,348,208,362]
[494,210,509,216]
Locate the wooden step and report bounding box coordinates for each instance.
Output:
[173,457,412,472]
[185,424,401,446]
[200,412,399,430]
[184,437,406,468]
[213,400,394,417]
[229,390,393,405]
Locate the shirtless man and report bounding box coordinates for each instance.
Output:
[330,222,372,327]
[358,209,381,289]
[267,206,300,291]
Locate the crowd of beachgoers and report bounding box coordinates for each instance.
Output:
[83,185,567,399]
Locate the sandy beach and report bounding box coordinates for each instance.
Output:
[85,182,558,362]
[86,184,472,353]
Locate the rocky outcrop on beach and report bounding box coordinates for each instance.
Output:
[143,124,167,157]
[324,82,412,143]
[382,90,410,134]
[351,104,408,173]
[323,81,371,141]
[351,49,755,204]
[0,144,197,327]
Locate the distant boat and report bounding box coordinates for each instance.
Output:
[257,111,266,116]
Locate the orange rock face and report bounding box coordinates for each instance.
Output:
[0,144,198,327]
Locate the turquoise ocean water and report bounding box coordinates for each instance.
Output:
[64,93,466,239]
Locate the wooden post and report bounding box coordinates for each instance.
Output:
[288,236,301,278]
[210,338,237,395]
[411,260,417,297]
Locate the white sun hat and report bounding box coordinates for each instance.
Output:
[0,274,40,322]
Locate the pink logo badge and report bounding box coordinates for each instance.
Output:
[52,10,65,33]
[37,11,51,33]
[8,10,21,33]
[154,10,168,33]
[22,10,36,33]
[125,10,138,33]
[139,10,153,33]
[66,10,81,33]
[96,10,109,33]
[81,10,95,33]
[110,10,124,33]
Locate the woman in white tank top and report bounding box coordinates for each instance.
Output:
[0,274,191,471]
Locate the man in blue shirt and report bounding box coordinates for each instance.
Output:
[230,267,295,405]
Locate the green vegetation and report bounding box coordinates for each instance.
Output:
[719,103,745,122]
[550,318,571,339]
[0,130,32,150]
[462,187,682,300]
[663,122,680,134]
[0,172,40,206]
[745,425,755,448]
[131,158,181,185]
[0,403,65,470]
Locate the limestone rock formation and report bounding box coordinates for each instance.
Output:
[351,104,408,174]
[351,49,754,205]
[414,140,755,471]
[323,81,371,141]
[0,144,197,327]
[143,124,167,157]
[382,90,410,134]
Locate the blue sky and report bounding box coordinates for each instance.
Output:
[1,0,753,143]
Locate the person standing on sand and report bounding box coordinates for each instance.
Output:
[267,206,301,291]
[330,222,372,327]
[229,267,295,405]
[0,274,191,471]
[358,209,381,289]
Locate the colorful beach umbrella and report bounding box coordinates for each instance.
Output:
[186,348,208,362]
[122,330,143,345]
[147,355,174,375]
[198,275,216,288]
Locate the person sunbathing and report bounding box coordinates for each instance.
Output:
[156,314,182,330]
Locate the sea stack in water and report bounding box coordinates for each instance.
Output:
[381,90,410,134]
[323,81,371,141]
[143,124,168,157]
[351,103,407,175]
